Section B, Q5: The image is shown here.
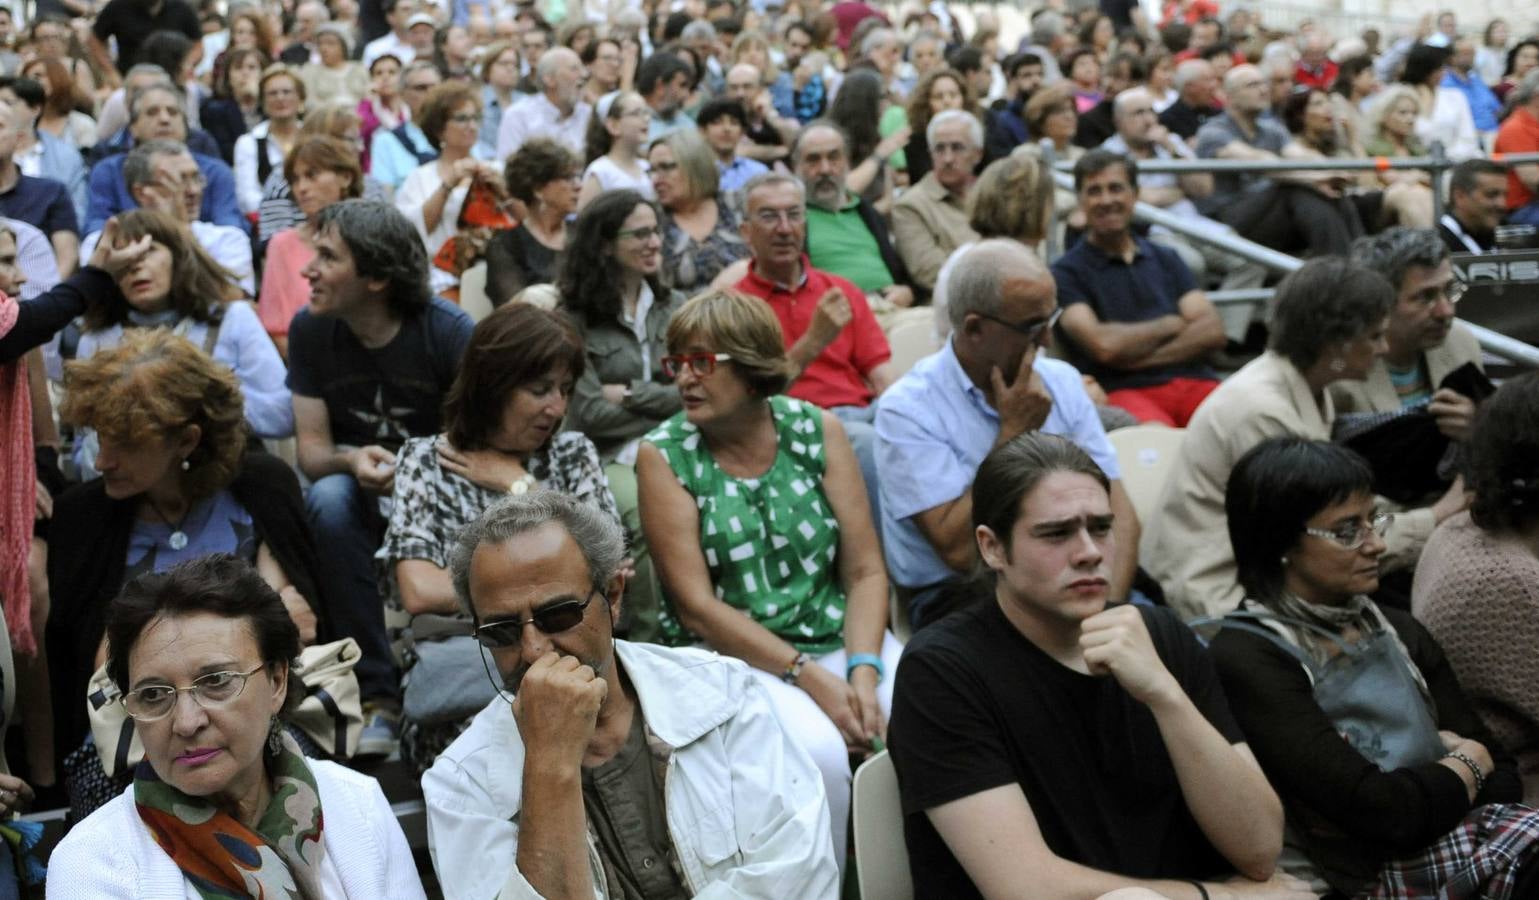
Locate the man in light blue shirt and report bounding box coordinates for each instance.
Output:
[875,239,1140,626]
[1444,37,1501,137]
[698,98,769,193]
[369,60,440,193]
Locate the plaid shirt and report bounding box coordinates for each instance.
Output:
[1371,803,1539,899]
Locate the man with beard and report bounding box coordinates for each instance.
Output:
[422,492,839,899]
[497,47,591,159]
[636,52,695,142]
[793,122,914,308]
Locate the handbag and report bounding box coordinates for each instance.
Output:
[85,637,364,777]
[400,615,501,726]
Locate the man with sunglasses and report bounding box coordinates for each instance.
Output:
[1052,151,1225,428]
[423,492,840,900]
[876,239,1139,628]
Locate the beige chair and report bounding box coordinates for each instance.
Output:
[886,315,940,377]
[1108,425,1186,524]
[458,261,493,323]
[853,750,912,900]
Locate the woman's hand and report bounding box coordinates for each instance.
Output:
[849,664,887,748]
[601,384,628,406]
[34,478,52,521]
[798,663,871,753]
[438,438,531,494]
[350,445,397,494]
[280,586,318,646]
[86,217,154,278]
[0,774,33,818]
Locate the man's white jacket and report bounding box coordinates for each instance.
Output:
[423,640,840,899]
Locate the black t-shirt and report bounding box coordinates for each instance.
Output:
[888,600,1244,899]
[1100,0,1140,29]
[92,0,201,74]
[285,297,474,452]
[1158,100,1221,141]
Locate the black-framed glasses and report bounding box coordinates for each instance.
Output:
[121,664,267,721]
[661,352,733,378]
[975,307,1063,342]
[474,588,602,648]
[1304,512,1391,550]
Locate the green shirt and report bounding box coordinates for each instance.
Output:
[645,395,845,654]
[806,197,896,294]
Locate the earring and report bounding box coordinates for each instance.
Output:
[266,716,283,756]
[180,458,191,471]
[1281,555,1290,565]
[1329,357,1346,373]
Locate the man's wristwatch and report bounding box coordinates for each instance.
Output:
[781,652,809,685]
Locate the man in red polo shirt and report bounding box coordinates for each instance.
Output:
[1494,70,1539,226]
[734,171,895,518]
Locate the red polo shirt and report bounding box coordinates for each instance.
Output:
[1495,106,1539,211]
[735,259,891,410]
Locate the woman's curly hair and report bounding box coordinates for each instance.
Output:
[60,329,248,501]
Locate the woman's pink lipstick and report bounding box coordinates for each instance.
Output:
[176,748,221,766]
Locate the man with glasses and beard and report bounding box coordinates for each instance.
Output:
[875,239,1139,629]
[422,492,839,900]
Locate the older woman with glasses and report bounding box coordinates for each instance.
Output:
[484,138,579,306]
[647,127,751,295]
[233,66,306,216]
[1210,437,1531,898]
[636,288,898,872]
[47,555,426,898]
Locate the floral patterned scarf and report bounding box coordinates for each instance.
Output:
[133,732,326,899]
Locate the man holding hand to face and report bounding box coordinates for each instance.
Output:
[423,492,839,900]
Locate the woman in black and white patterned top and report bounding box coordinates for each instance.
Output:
[378,302,617,770]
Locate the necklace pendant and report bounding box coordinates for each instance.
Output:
[168,530,189,551]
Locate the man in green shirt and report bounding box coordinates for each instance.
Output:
[793,121,916,309]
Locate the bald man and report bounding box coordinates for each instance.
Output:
[497,47,591,159]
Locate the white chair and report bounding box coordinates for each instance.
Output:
[886,315,940,377]
[458,261,493,323]
[1107,425,1186,524]
[853,750,913,900]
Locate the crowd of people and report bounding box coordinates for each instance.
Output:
[0,0,1535,895]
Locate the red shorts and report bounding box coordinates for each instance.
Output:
[1106,377,1221,428]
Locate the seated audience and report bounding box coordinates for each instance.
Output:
[300,24,367,106]
[983,52,1044,163]
[496,46,590,159]
[1401,43,1480,162]
[0,101,78,277]
[2,75,88,231]
[893,109,983,294]
[1414,374,1539,804]
[1495,70,1539,227]
[475,42,522,156]
[1144,258,1462,620]
[769,125,906,309]
[826,68,908,210]
[48,555,425,898]
[1158,58,1221,141]
[258,136,363,351]
[198,47,267,165]
[75,209,289,452]
[287,200,474,756]
[723,61,797,166]
[1443,36,1501,142]
[396,80,499,297]
[47,331,325,816]
[558,190,682,640]
[381,303,616,771]
[1053,151,1225,427]
[22,57,99,153]
[421,492,839,898]
[900,67,973,185]
[1438,158,1507,254]
[368,60,441,196]
[876,240,1135,627]
[1073,53,1145,149]
[890,432,1301,899]
[1284,86,1432,231]
[696,98,768,193]
[1022,83,1087,242]
[358,53,407,169]
[576,89,654,211]
[1494,40,1539,104]
[1361,84,1426,160]
[933,153,1054,340]
[484,138,577,306]
[233,65,305,216]
[1212,437,1532,896]
[636,288,899,871]
[81,140,254,295]
[86,80,245,235]
[256,103,389,247]
[1195,65,1363,258]
[648,127,750,295]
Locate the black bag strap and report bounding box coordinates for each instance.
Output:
[255,135,272,188]
[393,123,438,165]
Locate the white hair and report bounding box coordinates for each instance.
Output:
[927,109,984,151]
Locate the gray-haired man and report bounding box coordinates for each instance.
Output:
[423,491,839,899]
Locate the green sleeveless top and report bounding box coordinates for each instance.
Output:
[645,395,846,654]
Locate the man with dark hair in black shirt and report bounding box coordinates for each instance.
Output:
[87,0,200,83]
[1159,58,1221,141]
[888,432,1310,900]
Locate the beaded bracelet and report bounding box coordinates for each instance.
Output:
[1446,750,1487,795]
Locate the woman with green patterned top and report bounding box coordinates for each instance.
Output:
[636,288,899,873]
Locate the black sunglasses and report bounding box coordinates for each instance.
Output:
[474,587,601,648]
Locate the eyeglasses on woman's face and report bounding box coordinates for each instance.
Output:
[473,587,601,648]
[1304,512,1391,550]
[661,352,733,378]
[121,664,267,721]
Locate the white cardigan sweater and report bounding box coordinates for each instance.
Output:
[45,761,427,899]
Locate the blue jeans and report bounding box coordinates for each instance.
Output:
[305,473,399,704]
[830,404,881,531]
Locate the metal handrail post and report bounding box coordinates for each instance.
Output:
[1429,141,1446,223]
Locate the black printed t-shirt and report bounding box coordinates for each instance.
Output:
[888,600,1244,899]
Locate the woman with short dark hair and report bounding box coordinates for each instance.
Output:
[483,137,579,306]
[47,555,426,897]
[379,302,617,771]
[1212,437,1534,897]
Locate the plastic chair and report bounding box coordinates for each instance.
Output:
[886,316,940,377]
[852,750,913,900]
[458,261,493,323]
[1107,425,1186,525]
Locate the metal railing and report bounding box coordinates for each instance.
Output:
[1045,161,1539,370]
